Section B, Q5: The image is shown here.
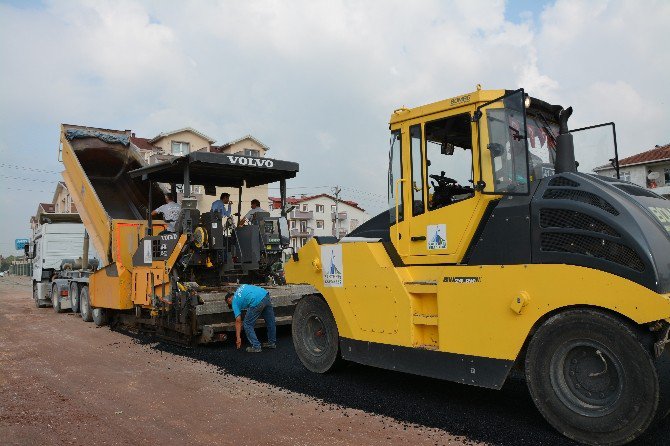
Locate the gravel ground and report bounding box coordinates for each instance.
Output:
[1,275,668,445]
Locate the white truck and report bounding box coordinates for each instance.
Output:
[28,216,98,311]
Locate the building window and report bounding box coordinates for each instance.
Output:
[302,204,308,212]
[621,171,631,182]
[291,220,297,229]
[301,237,307,246]
[244,149,260,157]
[331,205,336,212]
[665,168,670,185]
[316,220,324,229]
[172,141,190,156]
[316,204,324,213]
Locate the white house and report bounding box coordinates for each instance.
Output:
[593,143,670,198]
[269,194,370,250]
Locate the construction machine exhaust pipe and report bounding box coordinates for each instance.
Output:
[82,230,89,270]
[554,106,576,173]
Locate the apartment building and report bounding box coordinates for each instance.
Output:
[29,182,79,238]
[593,143,670,197]
[130,128,271,217]
[269,194,370,249]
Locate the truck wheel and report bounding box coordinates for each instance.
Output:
[525,309,660,446]
[70,282,80,313]
[52,283,64,313]
[80,286,93,322]
[292,295,343,373]
[92,307,108,327]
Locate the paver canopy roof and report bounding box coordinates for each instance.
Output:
[129,151,299,188]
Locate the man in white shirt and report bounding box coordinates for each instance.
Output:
[152,193,181,233]
[238,199,264,226]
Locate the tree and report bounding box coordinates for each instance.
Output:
[0,255,16,272]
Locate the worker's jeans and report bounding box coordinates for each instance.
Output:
[243,294,276,349]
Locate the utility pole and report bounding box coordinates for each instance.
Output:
[332,186,341,239]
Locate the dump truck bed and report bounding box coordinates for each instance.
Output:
[60,124,165,266]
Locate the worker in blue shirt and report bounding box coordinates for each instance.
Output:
[225,284,277,352]
[211,192,232,217]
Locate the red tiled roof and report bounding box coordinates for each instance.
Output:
[269,194,365,212]
[618,143,670,167]
[39,203,54,213]
[131,136,158,152]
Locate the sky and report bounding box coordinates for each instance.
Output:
[0,0,669,256]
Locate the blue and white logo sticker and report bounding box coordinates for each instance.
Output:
[321,245,343,287]
[427,224,447,250]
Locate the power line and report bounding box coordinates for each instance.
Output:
[267,185,331,190]
[0,175,62,184]
[0,163,60,174]
[5,186,50,193]
[340,186,386,200]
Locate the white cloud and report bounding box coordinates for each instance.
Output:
[0,0,668,254]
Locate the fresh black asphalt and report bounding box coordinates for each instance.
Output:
[135,326,669,446]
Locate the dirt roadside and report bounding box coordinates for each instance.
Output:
[0,276,476,446]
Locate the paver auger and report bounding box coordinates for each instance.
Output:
[285,88,670,445]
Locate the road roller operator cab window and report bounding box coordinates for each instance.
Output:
[424,113,475,211]
[388,130,404,224]
[480,90,532,195]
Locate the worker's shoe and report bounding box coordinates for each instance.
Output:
[246,346,262,353]
[262,342,276,349]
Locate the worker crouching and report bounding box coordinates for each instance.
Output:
[226,284,277,353]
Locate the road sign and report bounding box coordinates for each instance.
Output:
[15,239,29,250]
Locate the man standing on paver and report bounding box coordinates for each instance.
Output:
[225,284,276,353]
[151,193,181,233]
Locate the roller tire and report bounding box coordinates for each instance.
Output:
[80,286,93,322]
[52,283,64,313]
[70,282,80,314]
[92,307,108,327]
[292,295,343,373]
[525,309,660,446]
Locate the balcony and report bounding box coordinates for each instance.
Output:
[290,227,314,237]
[331,211,347,221]
[290,210,314,220]
[332,228,348,238]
